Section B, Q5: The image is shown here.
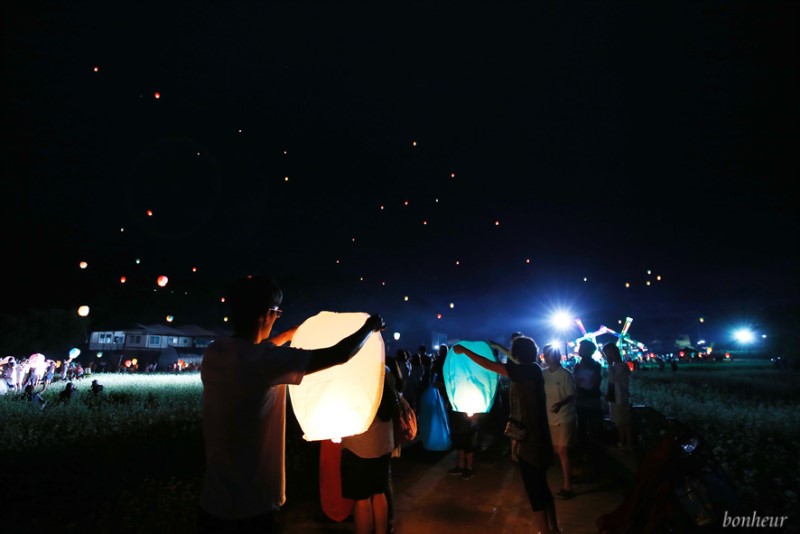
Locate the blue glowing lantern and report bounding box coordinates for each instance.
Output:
[444,341,498,416]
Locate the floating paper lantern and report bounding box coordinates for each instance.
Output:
[68,348,81,360]
[157,275,169,287]
[79,261,88,269]
[77,305,90,317]
[444,341,498,416]
[28,353,46,372]
[120,276,127,284]
[289,311,385,442]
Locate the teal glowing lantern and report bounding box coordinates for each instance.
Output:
[444,341,498,416]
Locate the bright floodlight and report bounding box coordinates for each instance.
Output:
[551,311,572,331]
[734,328,755,344]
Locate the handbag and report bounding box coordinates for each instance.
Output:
[503,417,527,441]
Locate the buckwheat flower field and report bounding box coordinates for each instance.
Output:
[629,360,799,524]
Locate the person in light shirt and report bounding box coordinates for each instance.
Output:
[198,275,385,533]
[542,344,578,500]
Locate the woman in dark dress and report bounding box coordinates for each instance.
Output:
[453,336,560,533]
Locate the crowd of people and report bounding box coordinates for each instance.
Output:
[0,356,91,395]
[196,275,634,534]
[1,274,633,534]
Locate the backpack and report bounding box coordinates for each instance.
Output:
[393,394,418,447]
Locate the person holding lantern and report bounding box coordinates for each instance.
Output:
[453,336,560,534]
[340,366,398,534]
[197,275,386,533]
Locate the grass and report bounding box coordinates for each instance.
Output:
[0,373,317,533]
[627,360,799,523]
[2,362,797,531]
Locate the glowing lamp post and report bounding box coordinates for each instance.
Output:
[734,327,755,356]
[289,311,385,442]
[551,311,572,357]
[444,341,498,416]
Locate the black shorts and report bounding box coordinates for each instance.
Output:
[449,411,478,451]
[340,448,391,500]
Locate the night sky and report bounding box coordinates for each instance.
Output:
[3,1,798,350]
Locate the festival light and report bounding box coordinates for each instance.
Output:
[734,328,755,344]
[77,305,90,317]
[289,312,385,442]
[445,341,498,417]
[157,275,169,287]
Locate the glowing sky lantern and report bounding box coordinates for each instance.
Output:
[157,275,169,287]
[444,341,498,417]
[28,353,47,373]
[77,305,90,317]
[120,276,127,284]
[68,348,81,360]
[289,311,385,442]
[154,92,161,99]
[166,315,174,323]
[79,261,88,269]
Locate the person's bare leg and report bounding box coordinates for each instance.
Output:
[546,498,561,533]
[371,493,389,534]
[533,510,549,534]
[557,446,571,491]
[620,423,633,449]
[353,499,373,534]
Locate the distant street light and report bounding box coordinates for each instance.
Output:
[551,311,573,358]
[733,328,755,344]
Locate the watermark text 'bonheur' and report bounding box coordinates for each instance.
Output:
[723,510,788,528]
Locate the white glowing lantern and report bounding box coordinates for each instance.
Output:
[157,275,169,287]
[289,311,385,442]
[77,305,90,317]
[28,353,47,373]
[68,348,81,360]
[444,341,498,417]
